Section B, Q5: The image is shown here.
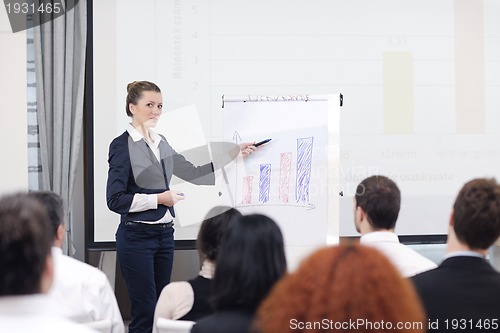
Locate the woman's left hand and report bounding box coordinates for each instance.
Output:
[157,190,185,207]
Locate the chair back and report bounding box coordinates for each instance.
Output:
[156,318,195,333]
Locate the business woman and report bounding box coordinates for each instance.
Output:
[106,81,254,333]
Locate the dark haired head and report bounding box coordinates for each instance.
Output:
[27,191,64,238]
[355,175,401,230]
[212,214,287,313]
[196,206,242,261]
[0,193,53,296]
[125,81,161,117]
[453,178,500,249]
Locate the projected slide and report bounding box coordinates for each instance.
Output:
[92,0,500,243]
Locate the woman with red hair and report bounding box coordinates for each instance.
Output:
[254,245,426,333]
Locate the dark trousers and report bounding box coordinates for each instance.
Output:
[116,222,175,333]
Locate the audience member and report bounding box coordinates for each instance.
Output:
[0,193,96,333]
[29,191,124,333]
[153,206,241,330]
[412,178,500,332]
[255,244,426,333]
[191,214,287,333]
[354,175,437,276]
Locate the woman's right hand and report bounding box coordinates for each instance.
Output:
[157,190,185,207]
[239,142,258,157]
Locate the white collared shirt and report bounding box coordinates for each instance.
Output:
[127,123,162,162]
[126,124,174,224]
[360,231,437,277]
[0,294,97,333]
[48,247,125,333]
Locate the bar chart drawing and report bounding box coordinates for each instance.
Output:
[259,164,271,203]
[296,137,313,204]
[237,137,315,207]
[279,152,292,204]
[223,94,339,247]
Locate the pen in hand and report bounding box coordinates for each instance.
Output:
[254,139,272,147]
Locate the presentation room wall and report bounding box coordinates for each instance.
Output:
[0,6,28,194]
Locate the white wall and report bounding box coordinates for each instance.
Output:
[0,7,28,194]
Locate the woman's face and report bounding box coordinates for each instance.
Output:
[129,90,163,128]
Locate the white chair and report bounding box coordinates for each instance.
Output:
[82,319,113,333]
[156,318,195,333]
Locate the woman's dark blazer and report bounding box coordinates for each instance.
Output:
[106,131,215,222]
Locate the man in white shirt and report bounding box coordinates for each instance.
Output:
[29,191,124,333]
[354,175,437,277]
[0,193,96,333]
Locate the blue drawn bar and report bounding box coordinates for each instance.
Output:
[296,137,313,203]
[259,164,271,203]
